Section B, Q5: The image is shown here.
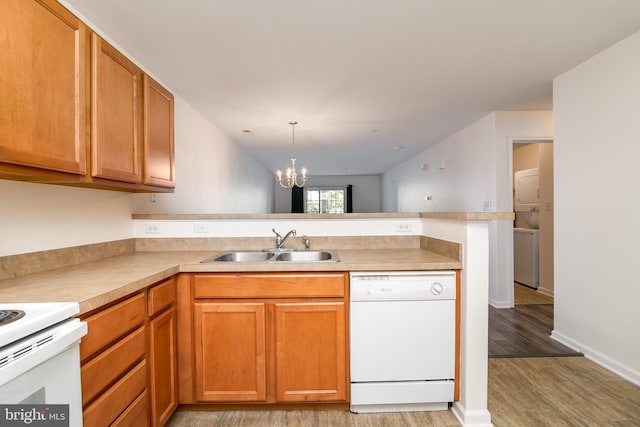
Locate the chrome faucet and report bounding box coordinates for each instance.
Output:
[272,228,296,249]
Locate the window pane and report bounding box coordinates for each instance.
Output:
[305,187,346,214]
[306,189,320,213]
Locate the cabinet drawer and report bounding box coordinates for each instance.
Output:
[148,277,176,317]
[111,389,149,427]
[83,360,147,427]
[193,273,347,299]
[81,293,146,362]
[81,327,146,405]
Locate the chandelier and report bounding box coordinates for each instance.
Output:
[276,121,307,188]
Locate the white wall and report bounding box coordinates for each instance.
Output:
[552,30,640,385]
[382,114,496,213]
[382,111,552,308]
[132,96,274,214]
[0,181,134,256]
[538,143,554,296]
[274,175,381,213]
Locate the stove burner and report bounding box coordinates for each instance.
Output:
[0,310,25,326]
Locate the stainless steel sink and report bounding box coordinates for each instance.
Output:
[200,250,339,263]
[275,251,338,262]
[201,251,275,263]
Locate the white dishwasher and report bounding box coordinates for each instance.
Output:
[350,271,456,413]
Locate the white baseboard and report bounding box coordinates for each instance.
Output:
[551,330,640,386]
[488,298,512,309]
[451,401,493,426]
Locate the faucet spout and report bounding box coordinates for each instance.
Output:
[279,229,297,248]
[272,228,296,249]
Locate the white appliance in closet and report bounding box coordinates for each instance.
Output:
[514,168,540,289]
[513,228,539,288]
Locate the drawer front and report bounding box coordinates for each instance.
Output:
[148,277,176,317]
[193,273,347,299]
[81,326,146,405]
[83,360,147,427]
[81,293,146,362]
[111,389,149,427]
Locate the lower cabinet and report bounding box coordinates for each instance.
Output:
[274,302,346,402]
[80,293,148,427]
[79,277,178,427]
[194,302,267,402]
[148,278,178,427]
[189,272,349,404]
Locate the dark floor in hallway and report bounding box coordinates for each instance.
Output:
[489,284,581,358]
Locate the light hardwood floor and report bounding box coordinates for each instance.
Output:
[489,303,580,358]
[168,408,459,426]
[168,357,640,426]
[515,283,553,305]
[488,357,640,426]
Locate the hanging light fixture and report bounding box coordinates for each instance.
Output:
[276,121,307,188]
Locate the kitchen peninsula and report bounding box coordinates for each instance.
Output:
[0,212,509,426]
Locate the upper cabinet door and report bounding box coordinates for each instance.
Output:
[0,0,87,174]
[143,75,175,188]
[91,34,142,183]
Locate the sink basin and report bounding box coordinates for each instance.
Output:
[275,251,338,262]
[200,250,339,263]
[201,251,275,263]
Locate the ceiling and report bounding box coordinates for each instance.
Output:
[64,0,640,176]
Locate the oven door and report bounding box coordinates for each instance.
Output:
[0,319,87,427]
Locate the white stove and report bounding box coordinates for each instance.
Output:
[0,302,81,348]
[0,302,87,427]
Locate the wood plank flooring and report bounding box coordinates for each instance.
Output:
[167,408,460,426]
[515,283,554,305]
[168,358,640,427]
[489,304,581,358]
[488,357,640,427]
[489,283,579,358]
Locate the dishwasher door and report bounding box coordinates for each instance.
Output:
[350,271,456,383]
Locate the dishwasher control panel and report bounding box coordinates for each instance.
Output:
[350,271,456,301]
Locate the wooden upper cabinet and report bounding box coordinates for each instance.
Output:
[0,0,87,174]
[91,33,142,183]
[143,75,175,188]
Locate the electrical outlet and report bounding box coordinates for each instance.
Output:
[424,195,432,201]
[194,223,209,233]
[145,223,161,234]
[396,222,412,233]
[483,201,492,211]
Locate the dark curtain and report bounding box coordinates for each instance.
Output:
[346,185,353,213]
[291,186,304,213]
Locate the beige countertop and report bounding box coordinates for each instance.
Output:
[132,212,514,221]
[0,249,460,315]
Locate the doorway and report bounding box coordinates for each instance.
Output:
[512,140,554,300]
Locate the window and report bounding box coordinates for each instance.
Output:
[305,187,346,214]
